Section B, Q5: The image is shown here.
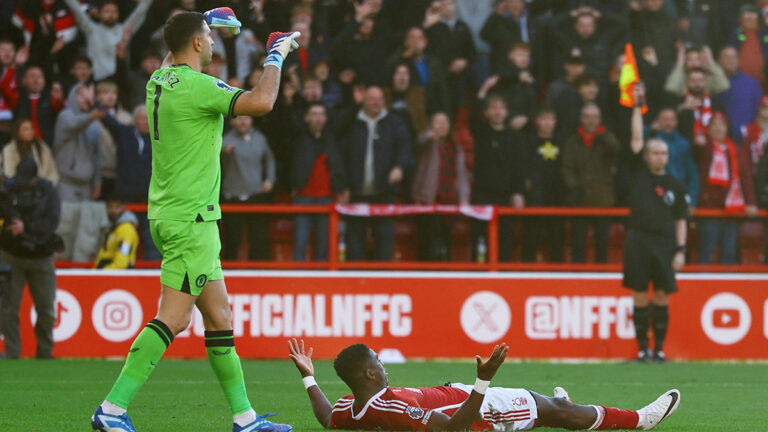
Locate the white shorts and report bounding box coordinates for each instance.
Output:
[450,383,538,431]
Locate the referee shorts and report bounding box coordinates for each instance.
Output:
[149,219,223,296]
[622,229,678,293]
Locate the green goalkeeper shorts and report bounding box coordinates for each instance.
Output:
[149,219,223,296]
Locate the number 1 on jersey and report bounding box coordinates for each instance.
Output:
[153,84,162,140]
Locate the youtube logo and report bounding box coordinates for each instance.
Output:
[712,309,740,328]
[701,293,751,345]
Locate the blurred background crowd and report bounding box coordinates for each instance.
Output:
[1,0,768,267]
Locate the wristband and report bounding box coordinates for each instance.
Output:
[675,245,687,254]
[473,378,490,395]
[263,52,284,69]
[302,376,317,389]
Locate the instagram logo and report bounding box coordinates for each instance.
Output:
[700,293,751,345]
[92,290,143,342]
[30,289,81,342]
[525,297,559,339]
[103,301,132,330]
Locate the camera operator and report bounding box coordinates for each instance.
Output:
[0,157,61,359]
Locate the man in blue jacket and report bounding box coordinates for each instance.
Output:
[100,105,156,259]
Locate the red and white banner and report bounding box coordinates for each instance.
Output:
[9,271,768,360]
[335,204,494,220]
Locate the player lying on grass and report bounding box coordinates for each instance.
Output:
[288,339,680,431]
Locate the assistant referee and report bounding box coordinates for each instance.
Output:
[625,86,689,363]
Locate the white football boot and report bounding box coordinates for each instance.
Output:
[636,389,681,430]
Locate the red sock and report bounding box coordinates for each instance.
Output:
[595,406,639,430]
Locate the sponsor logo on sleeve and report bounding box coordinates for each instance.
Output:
[421,410,433,425]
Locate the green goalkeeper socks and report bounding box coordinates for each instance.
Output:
[106,319,174,408]
[205,330,252,415]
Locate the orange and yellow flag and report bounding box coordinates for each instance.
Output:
[619,43,648,114]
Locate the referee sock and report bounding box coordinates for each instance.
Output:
[633,306,651,352]
[632,306,651,351]
[205,330,253,418]
[105,319,174,409]
[651,305,669,352]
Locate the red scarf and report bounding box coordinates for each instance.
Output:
[577,125,606,148]
[689,92,712,137]
[742,122,767,168]
[436,138,458,204]
[707,138,745,212]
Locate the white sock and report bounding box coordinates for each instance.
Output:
[100,400,127,416]
[234,409,257,426]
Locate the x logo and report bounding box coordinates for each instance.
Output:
[472,302,499,332]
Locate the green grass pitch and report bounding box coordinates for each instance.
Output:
[0,358,765,431]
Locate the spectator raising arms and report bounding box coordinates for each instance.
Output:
[0,65,64,147]
[53,83,103,202]
[63,0,153,80]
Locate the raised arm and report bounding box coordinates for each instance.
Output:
[233,31,300,117]
[63,0,95,33]
[232,66,282,116]
[125,0,153,35]
[425,343,508,431]
[630,85,645,155]
[288,339,333,429]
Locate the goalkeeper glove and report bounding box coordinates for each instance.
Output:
[204,7,242,35]
[264,31,301,69]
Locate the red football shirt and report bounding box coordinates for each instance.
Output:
[330,386,492,431]
[299,153,331,197]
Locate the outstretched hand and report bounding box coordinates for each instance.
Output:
[288,338,315,378]
[476,343,508,381]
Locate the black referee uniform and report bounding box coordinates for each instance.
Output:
[623,154,689,359]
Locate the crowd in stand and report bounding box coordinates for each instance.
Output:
[1,0,768,266]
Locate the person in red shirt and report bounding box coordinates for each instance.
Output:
[0,64,64,147]
[290,102,345,261]
[288,339,680,431]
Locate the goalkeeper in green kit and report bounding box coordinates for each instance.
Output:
[91,8,298,432]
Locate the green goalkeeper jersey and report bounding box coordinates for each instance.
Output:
[146,64,244,222]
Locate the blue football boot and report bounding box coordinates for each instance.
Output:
[233,413,292,432]
[91,406,137,431]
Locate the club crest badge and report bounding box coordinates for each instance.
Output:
[406,406,424,420]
